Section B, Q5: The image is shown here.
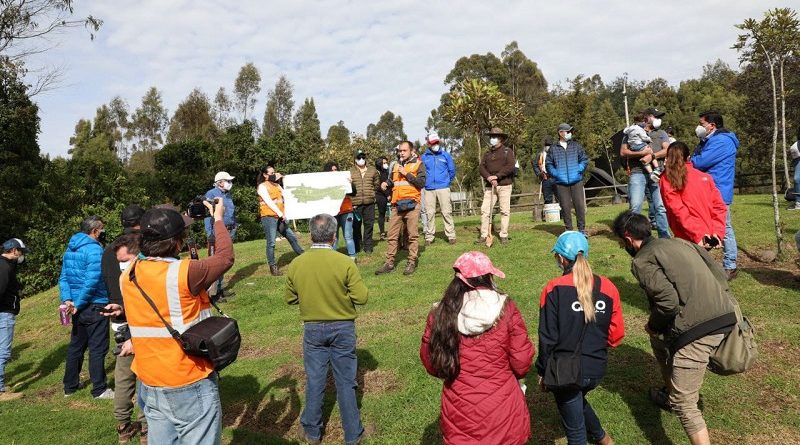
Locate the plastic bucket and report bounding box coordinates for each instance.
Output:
[544,203,561,223]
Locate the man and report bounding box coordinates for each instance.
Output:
[613,211,736,445]
[620,107,671,239]
[478,127,516,244]
[286,214,372,445]
[60,215,113,399]
[101,205,146,443]
[421,132,457,245]
[790,130,800,211]
[205,171,236,299]
[108,200,233,444]
[691,111,740,280]
[547,123,589,234]
[349,149,380,254]
[0,238,27,402]
[375,141,427,275]
[533,137,557,205]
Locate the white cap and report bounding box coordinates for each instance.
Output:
[427,132,440,143]
[214,171,235,182]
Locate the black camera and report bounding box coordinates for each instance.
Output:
[188,195,209,219]
[112,324,132,356]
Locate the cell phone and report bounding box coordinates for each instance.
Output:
[703,235,720,247]
[94,306,114,315]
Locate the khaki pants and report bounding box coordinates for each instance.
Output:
[423,188,455,242]
[480,185,512,238]
[650,333,724,436]
[114,352,146,424]
[384,205,421,265]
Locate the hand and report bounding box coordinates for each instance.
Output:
[119,339,134,356]
[203,198,225,222]
[381,182,388,191]
[540,173,548,180]
[491,180,498,187]
[538,375,547,392]
[101,303,123,318]
[641,146,654,156]
[398,166,408,176]
[712,234,723,249]
[487,175,498,182]
[274,173,283,181]
[65,300,77,315]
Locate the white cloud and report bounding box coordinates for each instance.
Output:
[29,0,770,157]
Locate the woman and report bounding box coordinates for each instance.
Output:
[537,232,624,445]
[323,161,356,259]
[659,141,727,247]
[256,165,304,276]
[375,156,392,240]
[420,251,534,445]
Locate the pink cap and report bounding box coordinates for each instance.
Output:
[453,251,505,280]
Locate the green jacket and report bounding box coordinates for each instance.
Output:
[349,165,380,206]
[631,237,736,352]
[285,247,368,321]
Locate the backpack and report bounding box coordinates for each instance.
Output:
[708,295,758,375]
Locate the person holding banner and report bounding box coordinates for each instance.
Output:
[323,161,356,260]
[257,165,305,276]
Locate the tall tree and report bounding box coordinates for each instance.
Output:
[129,87,168,153]
[500,41,549,114]
[234,63,261,121]
[166,88,217,144]
[263,75,295,137]
[212,87,234,129]
[107,96,130,161]
[326,120,350,147]
[366,111,407,154]
[294,97,323,166]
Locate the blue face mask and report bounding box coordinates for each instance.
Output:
[489,137,499,146]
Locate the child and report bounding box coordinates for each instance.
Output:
[420,251,534,445]
[624,112,662,182]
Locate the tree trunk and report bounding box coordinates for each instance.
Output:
[768,62,784,256]
[780,58,789,186]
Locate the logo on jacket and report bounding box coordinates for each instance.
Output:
[571,300,606,314]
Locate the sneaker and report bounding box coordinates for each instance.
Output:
[353,423,377,445]
[94,388,115,399]
[375,263,395,275]
[380,232,387,240]
[403,262,417,275]
[117,421,140,443]
[725,268,738,281]
[649,171,662,183]
[499,237,509,245]
[473,237,486,244]
[789,204,800,211]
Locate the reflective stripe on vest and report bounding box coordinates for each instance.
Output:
[128,308,214,338]
[391,160,422,204]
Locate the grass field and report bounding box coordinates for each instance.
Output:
[1,194,799,445]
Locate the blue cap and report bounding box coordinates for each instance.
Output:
[552,231,589,261]
[2,238,28,252]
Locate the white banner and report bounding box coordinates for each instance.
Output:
[282,171,352,220]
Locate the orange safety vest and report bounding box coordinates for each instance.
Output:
[259,182,285,218]
[390,159,422,204]
[121,258,214,387]
[339,196,353,215]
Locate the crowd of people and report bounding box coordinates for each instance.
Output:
[0,107,795,445]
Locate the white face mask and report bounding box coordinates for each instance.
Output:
[430,144,440,152]
[564,132,573,141]
[16,254,25,264]
[695,125,708,139]
[652,118,662,129]
[382,163,389,170]
[356,159,366,167]
[489,137,499,146]
[222,181,233,191]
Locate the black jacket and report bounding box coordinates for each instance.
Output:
[375,159,392,197]
[0,256,21,315]
[101,234,129,322]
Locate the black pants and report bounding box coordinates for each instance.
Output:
[375,193,389,234]
[556,183,586,231]
[353,204,375,253]
[63,305,109,396]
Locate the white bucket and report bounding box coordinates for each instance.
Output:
[544,203,561,223]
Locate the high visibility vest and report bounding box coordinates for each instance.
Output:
[121,258,214,387]
[259,182,285,218]
[390,159,422,204]
[339,196,353,215]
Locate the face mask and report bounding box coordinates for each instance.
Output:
[564,132,573,141]
[624,241,638,258]
[16,254,25,264]
[98,230,107,244]
[382,163,389,170]
[489,137,499,146]
[223,181,233,191]
[695,125,708,139]
[267,174,277,182]
[356,158,366,166]
[430,144,440,152]
[652,118,662,129]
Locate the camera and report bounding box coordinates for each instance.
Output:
[112,324,132,356]
[188,195,210,219]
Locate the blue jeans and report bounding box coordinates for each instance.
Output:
[0,312,16,390]
[261,217,304,266]
[335,213,356,257]
[301,321,364,445]
[552,378,606,445]
[724,205,738,270]
[793,160,800,199]
[63,305,109,396]
[140,374,221,445]
[628,171,670,238]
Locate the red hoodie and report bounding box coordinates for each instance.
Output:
[659,162,727,244]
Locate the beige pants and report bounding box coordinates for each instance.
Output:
[651,333,725,436]
[480,185,512,238]
[384,205,421,265]
[423,188,455,241]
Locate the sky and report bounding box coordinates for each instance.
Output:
[24,0,774,158]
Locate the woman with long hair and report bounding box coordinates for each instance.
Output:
[322,161,356,259]
[420,251,534,445]
[537,231,624,445]
[256,164,304,276]
[659,141,727,247]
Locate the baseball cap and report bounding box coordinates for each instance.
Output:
[558,123,573,132]
[354,149,366,159]
[141,206,194,241]
[644,107,666,118]
[121,205,145,228]
[2,238,28,252]
[427,132,440,144]
[552,231,590,261]
[214,172,235,182]
[453,251,506,280]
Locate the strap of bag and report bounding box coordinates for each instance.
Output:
[572,275,603,357]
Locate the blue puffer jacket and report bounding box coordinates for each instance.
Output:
[421,149,456,190]
[546,141,589,186]
[691,129,739,205]
[58,232,108,310]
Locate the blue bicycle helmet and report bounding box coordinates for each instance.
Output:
[552,231,589,261]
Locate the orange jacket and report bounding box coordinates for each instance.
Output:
[121,258,214,387]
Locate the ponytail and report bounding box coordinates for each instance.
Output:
[664,141,691,190]
[572,253,595,323]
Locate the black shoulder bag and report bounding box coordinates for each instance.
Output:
[128,261,241,372]
[544,275,601,391]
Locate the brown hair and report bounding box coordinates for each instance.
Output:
[633,111,647,123]
[664,141,691,190]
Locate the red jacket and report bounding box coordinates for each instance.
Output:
[420,300,534,445]
[659,162,727,244]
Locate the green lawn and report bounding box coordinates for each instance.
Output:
[1,194,799,445]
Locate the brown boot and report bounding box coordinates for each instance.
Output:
[116,421,139,444]
[374,263,395,275]
[403,262,417,275]
[598,433,614,445]
[270,264,283,276]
